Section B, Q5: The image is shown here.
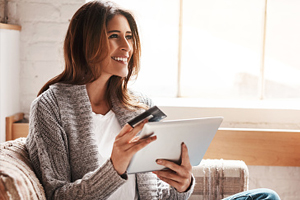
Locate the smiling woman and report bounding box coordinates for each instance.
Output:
[23,0,282,199]
[25,1,194,200]
[37,1,143,112]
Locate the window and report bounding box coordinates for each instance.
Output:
[87,0,300,129]
[109,0,300,103]
[264,0,300,100]
[181,0,264,100]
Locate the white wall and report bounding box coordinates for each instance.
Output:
[7,0,85,115]
[0,27,21,142]
[248,166,300,200]
[4,0,300,199]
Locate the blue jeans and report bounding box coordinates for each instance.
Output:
[222,188,280,200]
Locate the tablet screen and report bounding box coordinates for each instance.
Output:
[127,117,223,174]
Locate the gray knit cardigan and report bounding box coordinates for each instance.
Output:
[26,83,194,200]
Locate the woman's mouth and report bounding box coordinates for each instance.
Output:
[112,56,128,64]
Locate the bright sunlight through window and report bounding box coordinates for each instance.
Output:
[88,0,300,109]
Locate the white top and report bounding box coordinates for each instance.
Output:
[92,110,138,200]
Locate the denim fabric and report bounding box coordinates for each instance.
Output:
[222,188,280,200]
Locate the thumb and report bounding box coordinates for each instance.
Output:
[181,143,191,167]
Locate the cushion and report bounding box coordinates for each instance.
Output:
[190,159,249,200]
[0,138,46,200]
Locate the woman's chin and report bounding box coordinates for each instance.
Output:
[117,70,129,78]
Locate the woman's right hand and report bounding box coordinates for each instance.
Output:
[111,120,157,175]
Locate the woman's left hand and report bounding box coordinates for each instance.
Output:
[152,143,192,193]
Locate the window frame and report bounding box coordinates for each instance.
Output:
[153,97,300,130]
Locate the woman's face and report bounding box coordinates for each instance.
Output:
[99,14,133,79]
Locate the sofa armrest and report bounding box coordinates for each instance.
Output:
[0,138,46,200]
[190,159,249,200]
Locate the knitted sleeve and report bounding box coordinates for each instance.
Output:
[26,90,126,200]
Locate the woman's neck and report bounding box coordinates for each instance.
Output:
[86,76,112,115]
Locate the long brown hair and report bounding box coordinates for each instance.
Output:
[38,1,144,109]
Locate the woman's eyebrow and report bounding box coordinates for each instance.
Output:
[107,30,132,34]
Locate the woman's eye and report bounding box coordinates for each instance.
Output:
[126,35,133,40]
[109,34,118,39]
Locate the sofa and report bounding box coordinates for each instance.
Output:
[0,137,249,200]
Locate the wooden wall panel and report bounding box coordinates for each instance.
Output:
[6,113,300,166]
[204,129,300,166]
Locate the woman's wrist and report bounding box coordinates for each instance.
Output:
[110,158,127,179]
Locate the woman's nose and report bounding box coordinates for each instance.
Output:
[120,37,132,51]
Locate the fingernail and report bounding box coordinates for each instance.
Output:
[156,159,162,164]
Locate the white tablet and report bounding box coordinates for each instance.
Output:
[127,116,223,174]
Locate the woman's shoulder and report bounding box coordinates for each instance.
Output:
[30,85,60,113]
[40,83,87,100]
[31,83,88,111]
[36,83,85,97]
[49,82,86,93]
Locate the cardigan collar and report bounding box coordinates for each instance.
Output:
[52,82,145,128]
[110,90,145,128]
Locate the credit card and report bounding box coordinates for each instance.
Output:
[128,106,167,127]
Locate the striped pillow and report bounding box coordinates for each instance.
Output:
[0,138,46,200]
[190,159,249,200]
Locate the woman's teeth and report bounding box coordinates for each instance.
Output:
[112,57,127,62]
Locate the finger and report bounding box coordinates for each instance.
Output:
[154,174,183,192]
[122,134,156,152]
[153,169,182,183]
[122,119,148,141]
[129,136,140,143]
[181,143,192,167]
[156,159,182,174]
[116,133,152,151]
[117,124,133,138]
[154,171,192,193]
[127,135,157,155]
